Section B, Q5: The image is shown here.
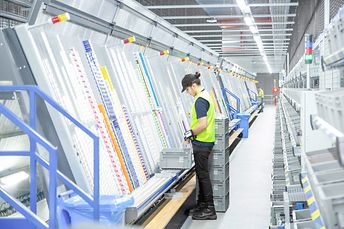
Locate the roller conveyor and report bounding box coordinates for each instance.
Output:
[125,169,191,224]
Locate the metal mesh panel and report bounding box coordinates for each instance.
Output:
[289,0,323,70]
[289,0,344,70]
[0,0,31,28]
[330,0,344,19]
[315,0,324,39]
[136,0,209,18]
[1,0,29,17]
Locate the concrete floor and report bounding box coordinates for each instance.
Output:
[182,105,276,229]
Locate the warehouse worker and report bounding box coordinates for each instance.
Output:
[181,72,217,220]
[258,87,264,112]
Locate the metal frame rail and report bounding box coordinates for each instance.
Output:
[0,85,100,229]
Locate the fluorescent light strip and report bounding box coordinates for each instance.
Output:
[175,22,294,27]
[183,28,293,33]
[235,0,272,73]
[249,26,258,34]
[162,14,297,20]
[192,34,292,38]
[244,16,254,26]
[236,0,251,13]
[214,49,288,51]
[220,51,286,53]
[220,44,289,47]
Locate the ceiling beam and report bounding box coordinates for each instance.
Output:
[220,60,283,65]
[210,47,289,49]
[220,56,286,58]
[175,22,295,27]
[213,47,286,49]
[230,62,286,64]
[221,54,286,55]
[210,45,289,49]
[206,44,225,47]
[219,60,286,63]
[192,34,292,38]
[183,28,294,33]
[201,41,290,45]
[221,54,287,56]
[227,53,286,55]
[212,48,287,53]
[214,51,288,53]
[222,56,286,57]
[197,37,291,40]
[213,50,288,52]
[200,39,290,43]
[0,10,27,22]
[213,49,288,51]
[221,53,286,55]
[208,45,289,48]
[162,14,297,20]
[6,0,32,8]
[146,3,298,9]
[222,54,286,55]
[220,54,287,56]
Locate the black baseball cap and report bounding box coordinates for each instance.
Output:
[181,72,201,92]
[181,74,196,92]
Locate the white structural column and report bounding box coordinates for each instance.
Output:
[324,0,330,27]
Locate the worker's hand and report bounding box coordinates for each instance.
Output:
[184,130,195,141]
[183,139,191,145]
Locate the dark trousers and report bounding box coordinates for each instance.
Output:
[193,144,214,206]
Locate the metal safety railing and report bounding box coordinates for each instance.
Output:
[248,89,258,105]
[222,88,241,119]
[244,81,258,106]
[0,85,100,229]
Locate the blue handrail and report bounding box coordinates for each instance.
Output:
[0,85,100,229]
[248,89,258,104]
[223,88,241,119]
[244,81,258,105]
[0,103,57,229]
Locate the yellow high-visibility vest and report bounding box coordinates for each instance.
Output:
[190,90,215,143]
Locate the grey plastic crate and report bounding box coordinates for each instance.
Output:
[213,132,230,151]
[159,148,192,169]
[215,117,229,136]
[271,193,284,202]
[294,221,317,229]
[209,147,230,166]
[315,89,344,134]
[214,192,229,212]
[293,209,311,222]
[212,177,229,197]
[210,162,229,182]
[196,177,229,200]
[318,182,344,229]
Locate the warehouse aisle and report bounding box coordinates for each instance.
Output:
[182,105,276,229]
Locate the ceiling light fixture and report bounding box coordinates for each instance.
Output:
[244,16,254,26]
[222,40,241,44]
[206,19,217,23]
[249,25,258,34]
[236,0,251,14]
[236,0,272,73]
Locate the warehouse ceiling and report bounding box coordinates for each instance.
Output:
[135,0,298,74]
